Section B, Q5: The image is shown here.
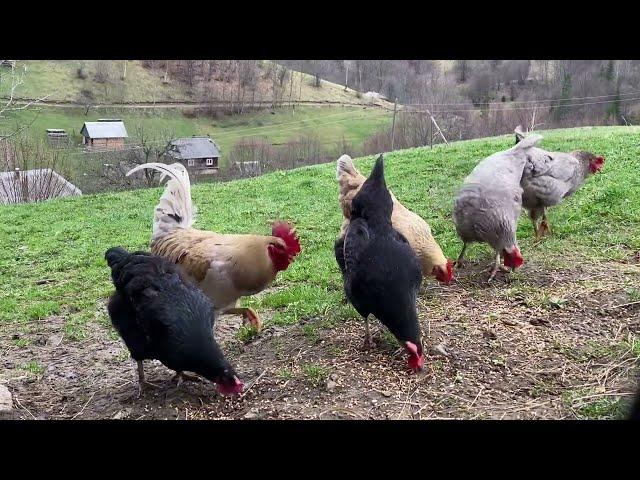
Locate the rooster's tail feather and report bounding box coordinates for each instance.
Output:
[126,162,196,240]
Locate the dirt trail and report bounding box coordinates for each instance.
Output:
[5,98,392,110]
[1,257,639,420]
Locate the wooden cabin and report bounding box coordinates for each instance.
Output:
[80,119,128,150]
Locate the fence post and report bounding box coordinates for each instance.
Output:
[391,98,398,151]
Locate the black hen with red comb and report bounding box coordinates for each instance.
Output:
[334,155,424,372]
[105,247,243,396]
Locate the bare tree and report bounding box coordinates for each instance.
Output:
[236,60,259,113]
[0,136,75,205]
[82,126,175,192]
[307,60,328,88]
[343,60,353,90]
[94,60,113,84]
[76,88,95,116]
[0,62,50,140]
[132,125,174,186]
[454,60,470,83]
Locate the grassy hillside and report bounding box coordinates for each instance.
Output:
[3,61,188,103]
[1,126,639,419]
[2,60,390,106]
[8,105,391,154]
[2,125,638,328]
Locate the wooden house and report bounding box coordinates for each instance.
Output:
[165,136,221,174]
[80,119,128,150]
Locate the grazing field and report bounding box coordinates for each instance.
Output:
[8,105,392,160]
[1,126,639,420]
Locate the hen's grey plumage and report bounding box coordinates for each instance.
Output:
[453,133,543,280]
[514,126,604,239]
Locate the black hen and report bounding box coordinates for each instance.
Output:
[334,155,424,372]
[104,247,243,395]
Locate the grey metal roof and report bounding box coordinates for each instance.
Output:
[167,137,221,160]
[0,169,82,205]
[80,121,128,139]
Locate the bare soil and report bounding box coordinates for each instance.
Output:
[2,256,639,420]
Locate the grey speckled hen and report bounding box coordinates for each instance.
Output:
[514,126,605,240]
[453,133,543,281]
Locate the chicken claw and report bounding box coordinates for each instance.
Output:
[173,371,202,387]
[538,219,551,238]
[362,337,375,350]
[486,254,504,283]
[136,361,160,397]
[222,307,263,332]
[244,308,263,331]
[454,243,468,269]
[137,381,161,398]
[454,259,466,269]
[361,316,375,350]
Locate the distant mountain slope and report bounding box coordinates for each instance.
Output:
[1,60,393,108]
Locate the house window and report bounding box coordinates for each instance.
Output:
[205,158,214,166]
[187,159,195,167]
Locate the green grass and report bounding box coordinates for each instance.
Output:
[276,368,295,380]
[236,324,260,343]
[13,337,29,347]
[1,126,639,342]
[22,360,45,376]
[1,61,189,103]
[625,287,640,302]
[562,387,630,419]
[301,363,330,387]
[6,105,391,161]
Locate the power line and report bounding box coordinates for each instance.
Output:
[401,96,640,115]
[401,89,640,108]
[39,93,634,157]
[79,110,389,150]
[38,108,391,156]
[211,108,390,139]
[211,111,391,141]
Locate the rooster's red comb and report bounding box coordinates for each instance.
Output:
[272,221,301,256]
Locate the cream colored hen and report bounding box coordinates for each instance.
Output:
[336,154,453,283]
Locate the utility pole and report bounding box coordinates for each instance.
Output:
[122,60,127,80]
[391,98,398,150]
[299,62,303,101]
[344,61,350,91]
[425,108,448,145]
[429,113,433,149]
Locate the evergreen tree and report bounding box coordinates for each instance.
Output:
[604,60,615,83]
[552,73,572,122]
[606,84,621,124]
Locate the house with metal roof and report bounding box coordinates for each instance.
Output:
[80,119,128,150]
[165,136,221,174]
[0,168,82,205]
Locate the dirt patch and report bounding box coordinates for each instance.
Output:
[1,258,639,420]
